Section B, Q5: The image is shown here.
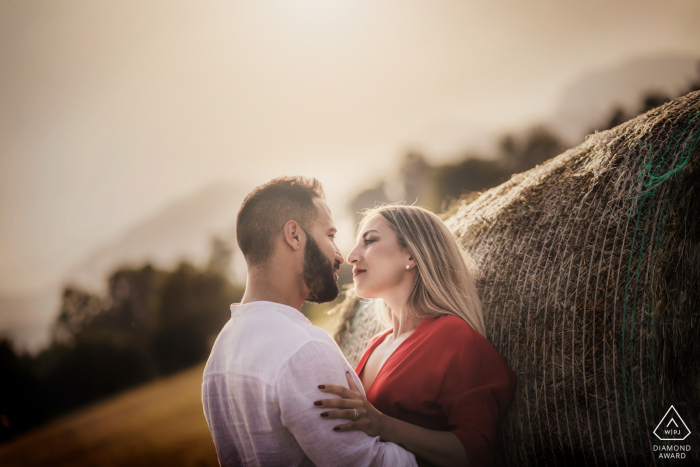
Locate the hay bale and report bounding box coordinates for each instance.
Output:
[333,91,700,465]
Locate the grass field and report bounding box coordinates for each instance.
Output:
[0,363,219,467]
[0,309,344,467]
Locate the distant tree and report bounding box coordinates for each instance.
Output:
[349,181,390,224]
[499,134,517,165]
[36,337,154,413]
[685,60,700,93]
[348,149,515,217]
[152,261,240,374]
[51,287,102,344]
[499,126,564,173]
[431,157,511,212]
[31,265,167,414]
[602,108,628,131]
[401,152,432,205]
[0,339,48,443]
[99,264,166,344]
[638,92,671,114]
[207,236,233,276]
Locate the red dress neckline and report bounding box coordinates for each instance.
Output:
[355,317,433,395]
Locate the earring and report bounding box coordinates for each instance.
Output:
[406,265,411,270]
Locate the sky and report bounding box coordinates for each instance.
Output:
[1,0,700,297]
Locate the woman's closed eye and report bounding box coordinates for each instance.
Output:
[364,238,377,245]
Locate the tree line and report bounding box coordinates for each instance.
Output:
[349,66,700,217]
[0,238,243,443]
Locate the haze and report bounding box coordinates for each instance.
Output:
[2,0,700,297]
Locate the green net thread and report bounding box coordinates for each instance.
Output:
[621,108,700,459]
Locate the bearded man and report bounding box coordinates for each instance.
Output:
[202,176,417,467]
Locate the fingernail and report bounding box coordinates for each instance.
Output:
[320,412,328,418]
[314,401,322,406]
[333,426,340,431]
[318,385,326,389]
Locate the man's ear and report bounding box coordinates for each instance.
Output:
[283,220,304,251]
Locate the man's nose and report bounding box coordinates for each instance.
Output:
[334,246,345,266]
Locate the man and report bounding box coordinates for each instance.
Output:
[202,176,417,466]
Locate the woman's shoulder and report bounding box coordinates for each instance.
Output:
[422,314,516,386]
[423,314,478,339]
[421,315,500,360]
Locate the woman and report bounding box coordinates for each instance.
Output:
[315,205,516,467]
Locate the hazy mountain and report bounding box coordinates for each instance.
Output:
[548,53,699,144]
[0,181,246,352]
[63,181,245,293]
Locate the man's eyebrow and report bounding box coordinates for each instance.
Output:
[362,230,378,239]
[328,227,337,234]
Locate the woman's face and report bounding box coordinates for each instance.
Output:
[346,215,413,299]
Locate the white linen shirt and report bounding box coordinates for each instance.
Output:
[202,301,417,467]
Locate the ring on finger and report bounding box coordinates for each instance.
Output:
[351,408,359,421]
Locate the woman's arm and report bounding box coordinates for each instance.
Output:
[376,414,470,467]
[315,373,471,467]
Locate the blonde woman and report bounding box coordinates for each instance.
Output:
[315,205,516,467]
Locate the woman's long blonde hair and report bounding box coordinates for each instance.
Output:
[358,204,486,338]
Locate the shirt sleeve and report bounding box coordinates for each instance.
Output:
[276,340,418,467]
[436,320,517,467]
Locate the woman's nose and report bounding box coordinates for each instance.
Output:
[346,244,360,264]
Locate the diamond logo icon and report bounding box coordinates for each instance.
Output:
[654,406,691,441]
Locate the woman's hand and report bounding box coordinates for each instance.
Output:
[314,372,387,438]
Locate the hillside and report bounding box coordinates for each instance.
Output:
[0,310,342,466]
[0,363,217,467]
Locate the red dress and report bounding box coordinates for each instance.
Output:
[355,314,516,467]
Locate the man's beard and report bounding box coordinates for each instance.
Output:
[302,231,340,304]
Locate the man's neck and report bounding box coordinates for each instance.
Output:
[241,264,306,311]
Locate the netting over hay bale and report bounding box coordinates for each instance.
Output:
[332,91,700,465]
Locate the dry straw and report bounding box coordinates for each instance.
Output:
[333,91,700,465]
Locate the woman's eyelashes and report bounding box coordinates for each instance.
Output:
[364,237,377,246]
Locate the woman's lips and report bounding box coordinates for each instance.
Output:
[353,269,366,278]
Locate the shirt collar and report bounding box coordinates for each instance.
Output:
[230,301,311,325]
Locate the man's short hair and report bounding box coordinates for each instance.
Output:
[236,176,325,265]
